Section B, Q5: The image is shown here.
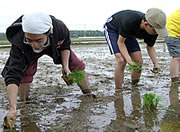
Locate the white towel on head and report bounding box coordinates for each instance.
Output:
[22,12,53,34]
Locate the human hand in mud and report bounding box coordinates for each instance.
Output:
[3,111,16,129]
[62,68,73,85]
[151,63,160,73]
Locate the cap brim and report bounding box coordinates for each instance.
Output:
[155,27,169,38]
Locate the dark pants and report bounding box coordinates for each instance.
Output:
[20,50,85,83]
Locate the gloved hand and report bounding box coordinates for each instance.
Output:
[151,63,160,73]
[3,111,16,129]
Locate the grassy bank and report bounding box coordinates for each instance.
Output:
[71,37,105,42]
[0,40,9,45]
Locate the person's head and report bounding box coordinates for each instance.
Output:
[143,8,168,37]
[22,12,53,51]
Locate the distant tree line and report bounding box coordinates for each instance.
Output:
[70,30,104,38]
[0,30,104,40]
[0,33,7,40]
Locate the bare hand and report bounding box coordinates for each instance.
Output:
[62,67,71,76]
[3,112,16,129]
[151,63,160,73]
[62,68,72,85]
[128,61,136,66]
[151,67,160,73]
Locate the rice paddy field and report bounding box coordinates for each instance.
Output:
[0,42,180,132]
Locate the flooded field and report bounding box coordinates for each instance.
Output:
[0,43,180,132]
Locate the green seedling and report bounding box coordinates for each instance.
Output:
[143,93,161,110]
[127,63,141,72]
[8,117,13,129]
[68,70,85,84]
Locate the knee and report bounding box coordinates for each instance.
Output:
[133,58,143,66]
[134,59,143,72]
[115,54,126,66]
[137,59,143,65]
[69,61,85,71]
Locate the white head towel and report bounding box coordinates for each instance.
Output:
[22,12,53,34]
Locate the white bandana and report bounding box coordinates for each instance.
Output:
[22,12,53,34]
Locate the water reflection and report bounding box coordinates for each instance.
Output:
[106,87,142,131]
[169,82,180,110]
[52,95,95,131]
[106,86,166,132]
[143,106,158,131]
[18,112,40,132]
[160,82,180,131]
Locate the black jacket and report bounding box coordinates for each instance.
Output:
[1,15,71,86]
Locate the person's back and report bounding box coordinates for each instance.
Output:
[111,10,144,37]
[166,8,180,38]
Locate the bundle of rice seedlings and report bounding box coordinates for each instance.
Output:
[127,63,141,72]
[68,70,85,84]
[143,93,161,110]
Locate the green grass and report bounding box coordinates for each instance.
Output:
[127,63,141,72]
[68,70,85,84]
[0,40,9,45]
[143,93,161,110]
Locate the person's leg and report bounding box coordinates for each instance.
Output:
[18,83,30,101]
[69,50,91,94]
[19,55,41,101]
[77,73,90,94]
[129,51,143,84]
[114,53,126,88]
[165,37,180,82]
[104,22,125,88]
[125,37,142,85]
[170,57,180,81]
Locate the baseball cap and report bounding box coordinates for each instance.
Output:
[22,12,53,34]
[145,8,168,37]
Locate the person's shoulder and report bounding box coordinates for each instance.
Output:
[113,10,132,15]
[128,10,144,17]
[49,15,69,39]
[168,8,180,18]
[6,15,24,40]
[50,15,62,22]
[114,10,144,20]
[117,9,144,14]
[50,15,66,27]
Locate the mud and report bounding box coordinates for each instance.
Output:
[0,43,180,132]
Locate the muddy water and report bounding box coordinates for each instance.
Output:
[0,43,180,132]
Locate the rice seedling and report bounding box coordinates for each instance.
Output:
[127,63,141,72]
[8,117,13,129]
[143,93,161,110]
[68,69,85,84]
